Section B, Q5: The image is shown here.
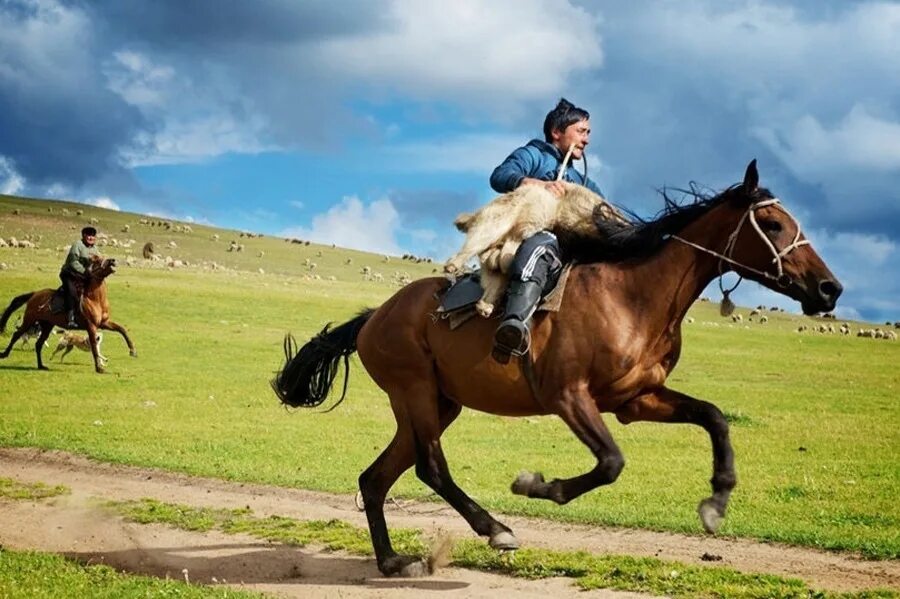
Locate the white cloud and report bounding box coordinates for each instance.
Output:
[280,196,402,255]
[104,50,276,167]
[317,0,603,104]
[0,157,24,195]
[289,200,305,210]
[104,50,176,108]
[85,196,120,211]
[753,104,900,178]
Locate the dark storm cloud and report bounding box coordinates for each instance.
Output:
[0,0,391,190]
[0,0,148,187]
[84,0,388,46]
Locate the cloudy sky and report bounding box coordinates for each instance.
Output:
[2,0,899,322]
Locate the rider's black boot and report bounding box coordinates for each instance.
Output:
[65,309,78,329]
[492,279,543,364]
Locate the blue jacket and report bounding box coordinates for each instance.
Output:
[490,139,604,197]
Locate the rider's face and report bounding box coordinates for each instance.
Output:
[83,234,96,247]
[552,119,591,160]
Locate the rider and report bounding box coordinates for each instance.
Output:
[489,98,605,362]
[60,226,100,329]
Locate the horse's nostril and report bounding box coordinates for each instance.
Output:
[819,279,843,300]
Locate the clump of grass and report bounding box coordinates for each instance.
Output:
[722,410,757,427]
[0,547,265,598]
[0,477,68,501]
[108,498,896,599]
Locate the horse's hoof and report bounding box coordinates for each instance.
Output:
[489,530,520,551]
[380,555,431,578]
[698,498,723,534]
[38,365,49,371]
[511,471,544,496]
[130,351,138,358]
[95,367,106,374]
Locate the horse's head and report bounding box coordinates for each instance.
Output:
[723,160,842,315]
[86,255,117,280]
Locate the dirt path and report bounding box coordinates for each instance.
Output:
[1,448,897,598]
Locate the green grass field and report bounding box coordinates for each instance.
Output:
[1,194,898,560]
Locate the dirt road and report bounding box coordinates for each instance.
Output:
[1,448,897,597]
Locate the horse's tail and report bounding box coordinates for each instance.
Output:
[0,292,34,335]
[454,212,476,232]
[272,308,376,410]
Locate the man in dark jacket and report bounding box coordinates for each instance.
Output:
[489,98,605,362]
[60,226,100,329]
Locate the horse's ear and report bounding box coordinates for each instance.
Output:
[743,159,759,193]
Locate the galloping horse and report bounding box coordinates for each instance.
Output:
[0,256,136,373]
[273,161,842,577]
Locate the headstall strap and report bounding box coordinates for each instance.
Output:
[671,198,810,299]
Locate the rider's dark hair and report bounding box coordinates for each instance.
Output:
[81,226,97,237]
[543,98,590,142]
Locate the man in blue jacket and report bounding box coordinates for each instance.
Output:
[489,98,605,362]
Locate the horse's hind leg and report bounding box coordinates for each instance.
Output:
[360,390,515,577]
[34,321,54,371]
[614,387,736,534]
[411,392,519,549]
[1,319,33,359]
[512,387,625,504]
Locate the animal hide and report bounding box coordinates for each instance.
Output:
[445,182,629,317]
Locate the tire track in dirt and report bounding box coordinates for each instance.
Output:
[1,448,897,596]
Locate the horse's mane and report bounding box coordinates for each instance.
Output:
[558,183,774,264]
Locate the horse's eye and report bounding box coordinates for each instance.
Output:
[760,220,782,233]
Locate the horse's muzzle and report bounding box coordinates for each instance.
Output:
[801,278,842,315]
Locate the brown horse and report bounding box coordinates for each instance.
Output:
[0,256,136,373]
[273,161,842,577]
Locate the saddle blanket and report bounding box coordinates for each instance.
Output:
[434,265,573,330]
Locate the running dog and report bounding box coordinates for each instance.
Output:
[51,331,108,365]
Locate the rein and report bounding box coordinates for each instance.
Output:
[670,198,809,294]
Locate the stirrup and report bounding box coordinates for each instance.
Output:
[492,320,531,364]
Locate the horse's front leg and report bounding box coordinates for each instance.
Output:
[512,386,625,504]
[614,387,736,533]
[101,320,136,357]
[86,324,105,374]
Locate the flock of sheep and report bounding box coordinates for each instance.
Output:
[3,207,899,335]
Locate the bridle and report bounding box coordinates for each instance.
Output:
[670,196,810,294]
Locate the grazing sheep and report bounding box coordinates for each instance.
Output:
[731,313,743,322]
[685,317,695,324]
[797,325,808,333]
[759,315,768,324]
[257,251,265,258]
[885,330,898,341]
[345,258,353,265]
[142,242,155,259]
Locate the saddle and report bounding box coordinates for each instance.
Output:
[434,265,573,330]
[49,287,68,314]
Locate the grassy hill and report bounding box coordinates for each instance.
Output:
[1,193,898,559]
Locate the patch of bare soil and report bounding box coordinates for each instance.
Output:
[1,448,897,598]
